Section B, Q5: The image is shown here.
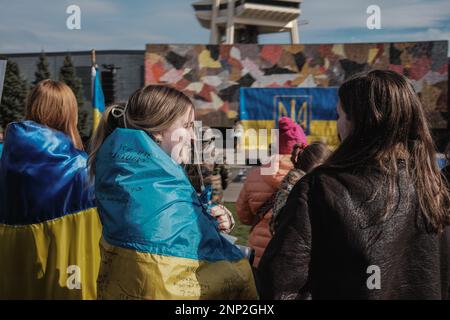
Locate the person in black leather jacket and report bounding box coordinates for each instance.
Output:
[258,70,450,300]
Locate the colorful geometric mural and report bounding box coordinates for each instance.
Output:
[145,42,448,133]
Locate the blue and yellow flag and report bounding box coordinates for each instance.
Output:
[95,128,257,300]
[240,87,339,149]
[92,66,105,132]
[0,121,102,299]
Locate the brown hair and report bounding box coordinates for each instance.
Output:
[26,79,83,150]
[293,142,331,173]
[325,69,450,232]
[445,142,450,164]
[88,85,194,177]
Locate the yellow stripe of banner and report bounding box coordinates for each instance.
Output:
[309,120,339,149]
[241,120,275,151]
[241,119,339,150]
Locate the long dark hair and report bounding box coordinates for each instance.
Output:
[325,70,449,232]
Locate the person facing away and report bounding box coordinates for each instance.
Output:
[236,116,308,268]
[270,141,332,235]
[258,70,450,300]
[0,80,101,299]
[89,85,257,300]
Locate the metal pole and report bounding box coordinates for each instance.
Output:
[226,0,235,44]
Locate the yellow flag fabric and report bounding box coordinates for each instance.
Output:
[97,239,257,300]
[0,121,102,299]
[0,208,102,299]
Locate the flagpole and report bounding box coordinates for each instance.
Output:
[91,49,97,135]
[91,49,106,134]
[91,49,96,68]
[91,49,96,109]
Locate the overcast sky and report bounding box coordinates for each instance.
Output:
[0,0,449,54]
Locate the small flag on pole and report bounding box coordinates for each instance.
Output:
[91,50,105,132]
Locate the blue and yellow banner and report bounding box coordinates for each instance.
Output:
[95,128,257,299]
[240,87,339,149]
[0,121,101,299]
[92,66,105,132]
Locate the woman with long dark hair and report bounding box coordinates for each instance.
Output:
[258,70,450,300]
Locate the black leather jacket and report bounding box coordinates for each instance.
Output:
[258,164,450,300]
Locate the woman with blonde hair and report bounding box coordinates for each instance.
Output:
[90,85,256,300]
[0,79,101,299]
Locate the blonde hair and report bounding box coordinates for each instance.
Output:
[26,80,83,150]
[88,85,194,178]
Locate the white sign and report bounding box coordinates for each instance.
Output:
[0,60,6,102]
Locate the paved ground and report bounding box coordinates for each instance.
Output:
[222,165,251,202]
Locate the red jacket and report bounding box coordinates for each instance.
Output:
[236,155,293,267]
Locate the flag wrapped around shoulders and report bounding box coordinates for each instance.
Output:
[92,66,105,131]
[95,128,257,300]
[0,121,102,299]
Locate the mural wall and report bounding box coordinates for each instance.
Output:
[145,42,448,133]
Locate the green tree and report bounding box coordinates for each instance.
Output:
[33,51,51,86]
[59,54,84,106]
[0,58,28,130]
[59,54,89,137]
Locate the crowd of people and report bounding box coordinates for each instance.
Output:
[0,69,449,300]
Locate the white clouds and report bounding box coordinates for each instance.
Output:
[363,27,450,44]
[0,0,190,53]
[300,0,450,31]
[74,0,121,15]
[292,0,450,53]
[0,0,448,53]
[372,0,450,29]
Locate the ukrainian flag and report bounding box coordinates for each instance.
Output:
[239,87,340,149]
[92,66,105,132]
[0,121,102,299]
[95,128,257,300]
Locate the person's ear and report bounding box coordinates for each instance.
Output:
[153,133,163,145]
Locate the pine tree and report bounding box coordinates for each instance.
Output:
[33,51,51,86]
[59,54,84,106]
[0,58,28,130]
[59,54,89,137]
